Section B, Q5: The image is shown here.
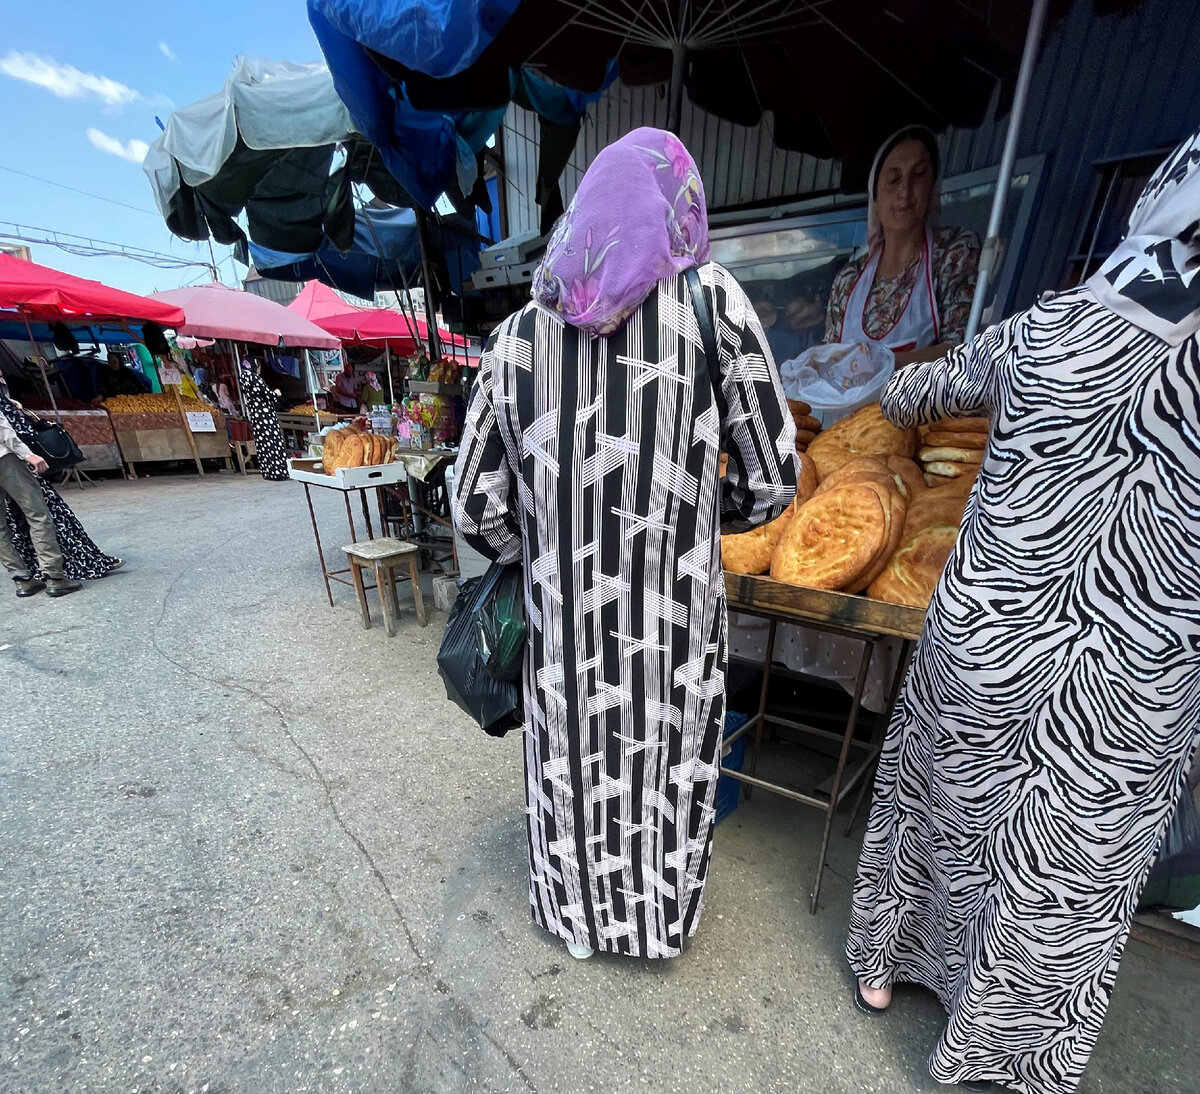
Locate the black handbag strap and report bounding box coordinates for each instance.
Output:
[684,267,722,403]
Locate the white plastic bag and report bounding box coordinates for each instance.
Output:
[779,342,895,424]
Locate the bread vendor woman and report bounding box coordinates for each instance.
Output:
[825,126,980,367]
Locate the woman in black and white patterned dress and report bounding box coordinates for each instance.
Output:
[239,359,289,481]
[455,129,797,961]
[847,129,1200,1094]
[0,381,122,581]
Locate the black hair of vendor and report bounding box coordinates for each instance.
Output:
[872,127,941,197]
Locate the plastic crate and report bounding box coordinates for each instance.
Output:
[715,711,749,825]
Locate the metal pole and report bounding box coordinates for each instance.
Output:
[20,315,62,426]
[306,349,320,435]
[414,209,442,360]
[385,344,395,405]
[963,0,1049,342]
[666,42,687,134]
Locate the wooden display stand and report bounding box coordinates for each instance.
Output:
[722,573,927,913]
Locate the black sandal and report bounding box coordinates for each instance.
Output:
[852,981,890,1015]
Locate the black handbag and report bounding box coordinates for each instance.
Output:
[28,419,85,473]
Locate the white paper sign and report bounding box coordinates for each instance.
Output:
[186,411,216,433]
[159,367,182,385]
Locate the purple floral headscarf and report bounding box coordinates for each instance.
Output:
[531,127,710,337]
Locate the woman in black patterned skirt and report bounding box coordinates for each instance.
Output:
[239,358,289,481]
[0,379,122,580]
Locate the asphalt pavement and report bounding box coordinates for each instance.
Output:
[1,474,1195,1094]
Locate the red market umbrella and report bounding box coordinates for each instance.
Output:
[0,252,185,325]
[289,279,466,352]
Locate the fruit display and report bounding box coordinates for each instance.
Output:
[103,393,226,433]
[722,402,987,608]
[283,402,339,421]
[321,422,396,474]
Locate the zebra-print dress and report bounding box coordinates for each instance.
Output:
[847,285,1200,1094]
[455,263,798,958]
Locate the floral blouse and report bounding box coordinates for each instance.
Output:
[823,226,981,346]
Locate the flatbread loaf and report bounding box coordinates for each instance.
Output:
[797,452,819,504]
[885,455,925,500]
[771,484,888,590]
[868,524,958,607]
[806,403,917,480]
[924,430,986,449]
[853,481,907,592]
[721,499,800,575]
[923,460,979,479]
[918,446,985,465]
[322,430,346,474]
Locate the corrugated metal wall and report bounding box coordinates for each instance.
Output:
[501,84,840,236]
[942,0,1200,308]
[500,0,1199,311]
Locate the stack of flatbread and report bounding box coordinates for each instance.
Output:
[719,401,973,608]
[916,416,988,489]
[770,454,919,593]
[786,398,822,454]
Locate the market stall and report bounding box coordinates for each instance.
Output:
[149,281,341,471]
[101,393,231,478]
[0,254,187,482]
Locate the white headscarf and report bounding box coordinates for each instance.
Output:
[866,125,942,254]
[1086,126,1200,346]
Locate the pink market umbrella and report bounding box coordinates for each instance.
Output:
[150,282,341,349]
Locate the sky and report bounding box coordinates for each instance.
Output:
[0,0,325,297]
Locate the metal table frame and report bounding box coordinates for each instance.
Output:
[722,575,923,913]
[300,480,389,607]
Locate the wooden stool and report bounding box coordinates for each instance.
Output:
[232,439,258,475]
[340,537,426,635]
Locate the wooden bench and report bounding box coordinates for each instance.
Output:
[340,537,426,635]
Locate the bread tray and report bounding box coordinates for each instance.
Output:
[288,458,410,490]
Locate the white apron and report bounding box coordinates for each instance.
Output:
[729,231,942,712]
[839,227,940,353]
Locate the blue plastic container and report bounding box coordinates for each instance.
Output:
[715,711,749,825]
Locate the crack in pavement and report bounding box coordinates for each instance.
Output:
[148,563,539,1093]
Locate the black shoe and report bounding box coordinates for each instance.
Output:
[45,578,82,598]
[14,577,45,597]
[853,981,890,1015]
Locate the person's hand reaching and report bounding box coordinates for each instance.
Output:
[28,454,49,475]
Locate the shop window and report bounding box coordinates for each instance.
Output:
[1065,149,1173,286]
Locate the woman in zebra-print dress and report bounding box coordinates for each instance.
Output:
[847,128,1200,1094]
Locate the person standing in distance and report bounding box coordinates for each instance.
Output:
[0,405,81,598]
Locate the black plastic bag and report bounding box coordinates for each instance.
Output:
[437,563,525,737]
[476,564,526,682]
[1138,783,1200,913]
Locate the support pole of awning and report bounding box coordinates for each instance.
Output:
[667,43,686,134]
[963,0,1049,343]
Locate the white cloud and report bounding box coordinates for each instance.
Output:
[159,41,177,62]
[86,128,149,164]
[0,51,138,107]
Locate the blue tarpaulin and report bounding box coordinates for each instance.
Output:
[310,0,522,79]
[249,206,481,301]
